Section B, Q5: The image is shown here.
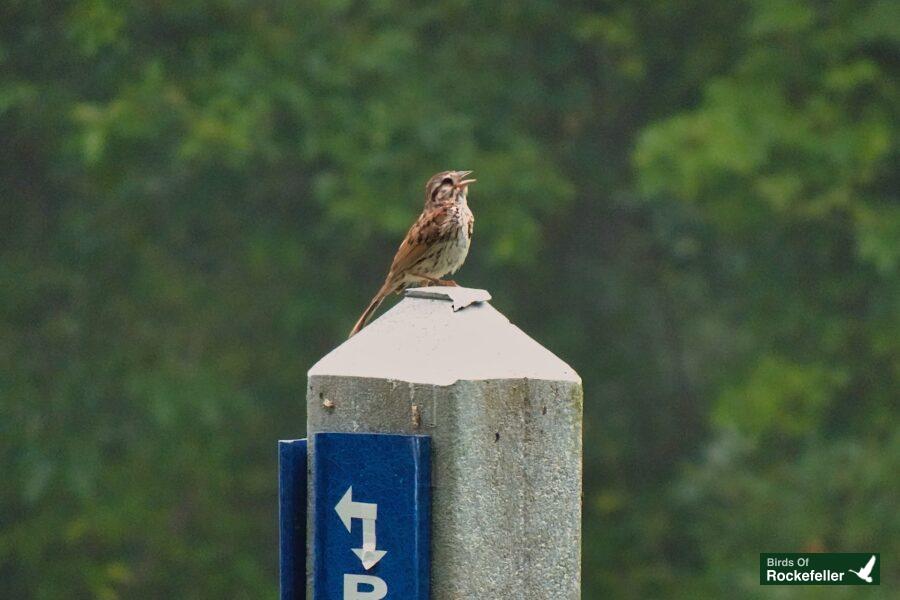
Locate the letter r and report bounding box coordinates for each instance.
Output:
[344,574,388,599]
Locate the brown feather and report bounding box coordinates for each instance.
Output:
[348,281,395,337]
[385,207,448,277]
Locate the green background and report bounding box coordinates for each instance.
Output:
[1,1,897,598]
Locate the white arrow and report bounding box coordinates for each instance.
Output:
[335,487,377,531]
[352,518,387,570]
[335,486,387,569]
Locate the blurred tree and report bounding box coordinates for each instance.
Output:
[0,0,896,598]
[634,0,899,596]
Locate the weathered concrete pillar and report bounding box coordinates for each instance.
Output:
[307,287,582,599]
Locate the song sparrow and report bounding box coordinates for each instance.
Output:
[349,170,476,337]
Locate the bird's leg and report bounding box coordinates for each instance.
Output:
[409,272,460,287]
[408,272,449,286]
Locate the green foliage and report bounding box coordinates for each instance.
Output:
[1,0,896,597]
[714,355,848,440]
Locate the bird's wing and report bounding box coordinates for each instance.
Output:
[387,208,447,279]
[861,555,876,576]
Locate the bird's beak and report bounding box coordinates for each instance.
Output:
[456,171,476,188]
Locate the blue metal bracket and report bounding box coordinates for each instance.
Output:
[279,439,308,600]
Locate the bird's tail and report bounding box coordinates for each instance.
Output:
[349,281,395,337]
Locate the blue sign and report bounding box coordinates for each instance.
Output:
[279,439,308,600]
[312,433,431,600]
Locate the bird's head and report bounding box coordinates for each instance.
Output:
[424,170,476,206]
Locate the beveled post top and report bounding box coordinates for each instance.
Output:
[309,287,580,386]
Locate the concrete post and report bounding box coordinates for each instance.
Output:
[307,287,582,599]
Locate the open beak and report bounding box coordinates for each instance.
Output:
[455,171,476,188]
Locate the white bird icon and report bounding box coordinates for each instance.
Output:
[848,555,876,583]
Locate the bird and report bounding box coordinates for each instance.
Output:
[848,555,876,583]
[349,170,476,337]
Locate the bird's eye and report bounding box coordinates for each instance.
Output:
[431,176,455,199]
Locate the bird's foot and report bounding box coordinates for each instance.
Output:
[409,272,458,287]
